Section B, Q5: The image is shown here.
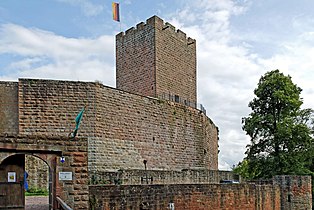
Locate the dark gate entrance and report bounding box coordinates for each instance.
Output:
[0,154,25,209]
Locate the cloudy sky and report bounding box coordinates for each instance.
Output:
[1,0,313,170]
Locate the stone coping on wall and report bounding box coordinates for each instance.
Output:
[0,134,88,155]
[89,169,240,185]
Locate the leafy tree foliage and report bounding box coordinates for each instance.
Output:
[236,70,313,179]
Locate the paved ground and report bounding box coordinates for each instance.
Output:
[25,196,49,210]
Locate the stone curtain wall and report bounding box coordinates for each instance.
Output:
[15,79,218,171]
[116,16,197,107]
[0,82,18,135]
[18,79,97,137]
[204,117,219,169]
[89,183,280,210]
[92,82,218,171]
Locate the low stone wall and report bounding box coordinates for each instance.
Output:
[273,175,312,210]
[89,175,312,210]
[89,183,280,210]
[89,169,240,185]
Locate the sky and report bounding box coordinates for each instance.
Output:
[0,0,314,170]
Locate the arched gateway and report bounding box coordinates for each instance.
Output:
[0,153,52,209]
[0,135,89,209]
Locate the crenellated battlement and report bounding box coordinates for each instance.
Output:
[116,16,161,38]
[116,15,195,45]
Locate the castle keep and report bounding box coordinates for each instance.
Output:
[116,16,197,107]
[0,16,312,210]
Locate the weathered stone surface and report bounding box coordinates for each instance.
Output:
[0,82,18,135]
[116,16,197,108]
[89,183,279,210]
[14,78,217,171]
[89,176,312,210]
[89,169,240,185]
[273,175,312,210]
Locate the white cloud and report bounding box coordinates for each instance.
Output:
[57,0,104,17]
[292,14,314,33]
[8,57,43,70]
[124,0,132,5]
[0,24,115,86]
[168,0,260,169]
[258,32,314,110]
[1,0,313,171]
[169,0,314,170]
[218,159,232,170]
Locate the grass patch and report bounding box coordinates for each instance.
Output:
[25,188,49,196]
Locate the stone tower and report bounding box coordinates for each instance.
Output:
[116,16,197,108]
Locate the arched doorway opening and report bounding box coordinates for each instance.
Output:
[25,154,50,210]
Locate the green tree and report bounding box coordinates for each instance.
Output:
[238,70,313,179]
[233,159,257,180]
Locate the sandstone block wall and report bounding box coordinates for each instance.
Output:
[0,78,218,209]
[0,82,18,135]
[18,79,97,137]
[116,19,156,97]
[273,175,312,210]
[15,79,218,171]
[116,16,197,107]
[155,18,197,107]
[89,183,280,210]
[89,176,311,210]
[93,82,217,171]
